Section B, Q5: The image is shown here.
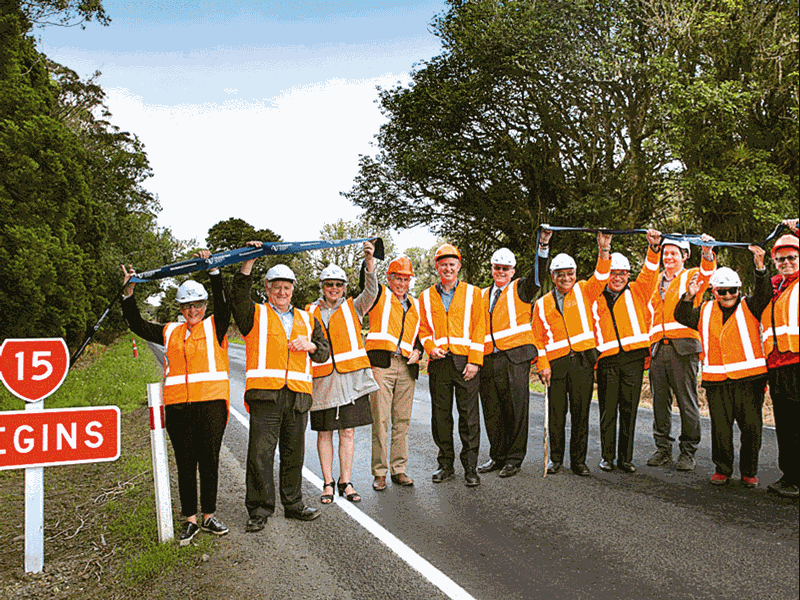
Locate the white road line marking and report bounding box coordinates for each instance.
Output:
[228,405,477,600]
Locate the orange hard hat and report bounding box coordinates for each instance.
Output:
[387,256,414,277]
[771,234,799,258]
[434,243,461,262]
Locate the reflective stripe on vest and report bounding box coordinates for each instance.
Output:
[700,301,767,381]
[245,304,313,394]
[593,289,650,355]
[420,284,483,355]
[365,285,420,357]
[483,279,534,353]
[761,280,799,355]
[162,317,229,405]
[648,268,704,342]
[534,282,596,357]
[310,299,370,377]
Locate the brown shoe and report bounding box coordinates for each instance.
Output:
[372,476,387,491]
[390,473,414,486]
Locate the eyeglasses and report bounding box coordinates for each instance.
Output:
[775,255,798,263]
[323,281,345,288]
[180,301,207,310]
[715,288,739,297]
[492,265,513,272]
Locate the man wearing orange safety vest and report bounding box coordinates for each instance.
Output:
[477,227,551,479]
[533,232,612,476]
[755,220,799,498]
[366,256,423,491]
[419,243,486,486]
[675,250,772,488]
[646,235,717,472]
[231,244,330,532]
[592,230,662,473]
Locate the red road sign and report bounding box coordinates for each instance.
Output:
[0,406,120,470]
[0,338,70,403]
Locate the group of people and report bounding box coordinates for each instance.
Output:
[121,218,799,545]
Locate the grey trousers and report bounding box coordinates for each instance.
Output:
[648,344,701,455]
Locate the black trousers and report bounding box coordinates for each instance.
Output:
[479,352,530,466]
[428,355,481,471]
[548,352,595,467]
[705,378,765,478]
[596,355,646,464]
[165,399,228,518]
[245,389,308,518]
[768,364,799,485]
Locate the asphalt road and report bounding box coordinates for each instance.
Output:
[221,344,798,600]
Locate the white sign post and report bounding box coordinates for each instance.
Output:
[24,400,44,574]
[147,383,174,543]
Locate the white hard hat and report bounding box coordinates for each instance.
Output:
[610,253,631,271]
[662,237,691,257]
[491,248,516,267]
[709,267,742,289]
[265,264,296,282]
[550,253,577,272]
[175,280,208,304]
[319,263,347,282]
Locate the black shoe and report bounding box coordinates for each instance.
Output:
[432,467,455,483]
[245,514,268,533]
[284,505,321,521]
[768,477,800,499]
[498,463,520,478]
[477,459,503,474]
[546,461,563,475]
[201,515,229,536]
[464,470,481,487]
[178,520,199,546]
[617,461,637,473]
[598,459,614,472]
[572,463,591,476]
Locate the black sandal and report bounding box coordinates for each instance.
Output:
[337,481,361,503]
[321,481,335,504]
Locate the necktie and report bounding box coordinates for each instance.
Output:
[490,287,501,312]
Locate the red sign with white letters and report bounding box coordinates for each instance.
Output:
[0,406,120,470]
[0,338,70,403]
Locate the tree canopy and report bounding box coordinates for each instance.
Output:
[344,0,798,276]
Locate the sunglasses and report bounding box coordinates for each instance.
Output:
[180,301,207,310]
[775,255,798,263]
[323,281,345,288]
[492,265,513,272]
[715,288,739,297]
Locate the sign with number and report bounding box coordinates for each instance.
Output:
[0,338,70,403]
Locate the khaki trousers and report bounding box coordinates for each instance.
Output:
[370,356,415,476]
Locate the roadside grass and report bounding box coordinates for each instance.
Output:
[0,336,214,599]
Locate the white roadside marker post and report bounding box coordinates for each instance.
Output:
[147,383,174,543]
[24,399,44,574]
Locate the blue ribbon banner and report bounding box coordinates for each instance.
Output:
[129,237,384,283]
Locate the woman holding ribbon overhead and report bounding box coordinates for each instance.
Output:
[306,241,378,504]
[121,251,230,545]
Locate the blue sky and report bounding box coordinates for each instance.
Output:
[37,1,446,250]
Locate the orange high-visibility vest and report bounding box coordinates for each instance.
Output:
[244,304,314,395]
[648,255,716,344]
[365,285,420,358]
[592,248,659,359]
[761,279,799,356]
[163,316,229,406]
[699,300,767,382]
[419,281,485,365]
[307,298,370,377]
[482,279,534,353]
[532,256,611,371]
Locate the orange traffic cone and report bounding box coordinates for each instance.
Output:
[132,337,139,358]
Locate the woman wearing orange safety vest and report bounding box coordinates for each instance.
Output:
[121,251,230,546]
[756,221,799,498]
[675,249,772,488]
[307,241,377,504]
[591,230,661,474]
